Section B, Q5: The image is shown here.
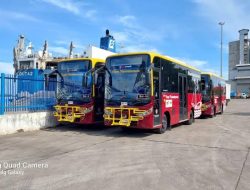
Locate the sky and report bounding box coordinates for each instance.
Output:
[0,0,250,79]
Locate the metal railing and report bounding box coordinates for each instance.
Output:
[0,73,58,115]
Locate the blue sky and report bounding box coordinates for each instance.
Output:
[0,0,250,79]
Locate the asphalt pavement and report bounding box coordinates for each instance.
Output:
[0,99,249,190]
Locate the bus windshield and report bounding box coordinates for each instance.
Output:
[58,60,90,72]
[105,55,151,106]
[57,60,92,104]
[201,75,211,103]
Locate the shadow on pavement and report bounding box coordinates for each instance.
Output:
[42,123,154,138]
[224,112,250,116]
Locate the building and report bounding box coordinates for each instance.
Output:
[229,29,250,96]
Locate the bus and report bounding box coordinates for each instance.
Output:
[103,52,202,133]
[201,73,226,117]
[53,58,106,124]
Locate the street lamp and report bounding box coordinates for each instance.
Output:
[219,22,225,77]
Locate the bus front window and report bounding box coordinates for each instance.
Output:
[57,60,92,104]
[105,55,151,106]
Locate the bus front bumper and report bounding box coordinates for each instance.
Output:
[103,107,153,127]
[54,105,93,123]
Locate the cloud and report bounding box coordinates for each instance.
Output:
[112,32,129,43]
[50,40,87,57]
[53,40,86,51]
[0,62,14,74]
[175,56,228,79]
[49,46,68,56]
[0,10,40,22]
[192,0,250,39]
[175,57,208,68]
[41,0,81,14]
[118,15,136,28]
[41,0,97,19]
[116,15,166,42]
[85,10,97,19]
[113,15,167,53]
[120,44,160,53]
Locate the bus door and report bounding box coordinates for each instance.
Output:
[178,73,188,121]
[153,68,161,125]
[94,67,105,121]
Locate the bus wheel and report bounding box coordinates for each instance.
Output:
[214,107,217,117]
[185,111,194,125]
[155,114,168,134]
[209,106,215,118]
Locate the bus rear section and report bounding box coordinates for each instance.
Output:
[201,73,226,117]
[53,58,106,124]
[104,53,202,133]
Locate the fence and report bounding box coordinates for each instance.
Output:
[0,73,58,115]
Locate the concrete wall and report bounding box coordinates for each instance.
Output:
[0,111,58,135]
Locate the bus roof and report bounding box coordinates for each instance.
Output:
[106,52,201,73]
[58,57,105,63]
[201,72,225,80]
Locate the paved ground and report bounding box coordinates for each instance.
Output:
[0,99,250,190]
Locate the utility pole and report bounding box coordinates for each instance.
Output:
[219,22,225,77]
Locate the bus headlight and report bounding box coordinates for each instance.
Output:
[84,106,93,114]
[201,104,208,111]
[135,107,153,117]
[104,109,112,116]
[80,106,93,114]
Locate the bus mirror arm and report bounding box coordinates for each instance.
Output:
[104,66,112,86]
[83,67,97,87]
[93,66,105,85]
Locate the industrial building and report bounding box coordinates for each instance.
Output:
[228,29,250,96]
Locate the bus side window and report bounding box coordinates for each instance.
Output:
[153,57,161,68]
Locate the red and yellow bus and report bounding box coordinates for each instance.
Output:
[201,72,226,117]
[103,52,202,133]
[53,58,106,124]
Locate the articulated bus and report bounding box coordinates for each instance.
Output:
[53,58,106,124]
[201,72,226,117]
[103,52,202,133]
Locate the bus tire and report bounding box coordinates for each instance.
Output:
[185,110,194,125]
[155,114,168,134]
[209,106,215,118]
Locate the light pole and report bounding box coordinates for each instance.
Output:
[219,22,225,77]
